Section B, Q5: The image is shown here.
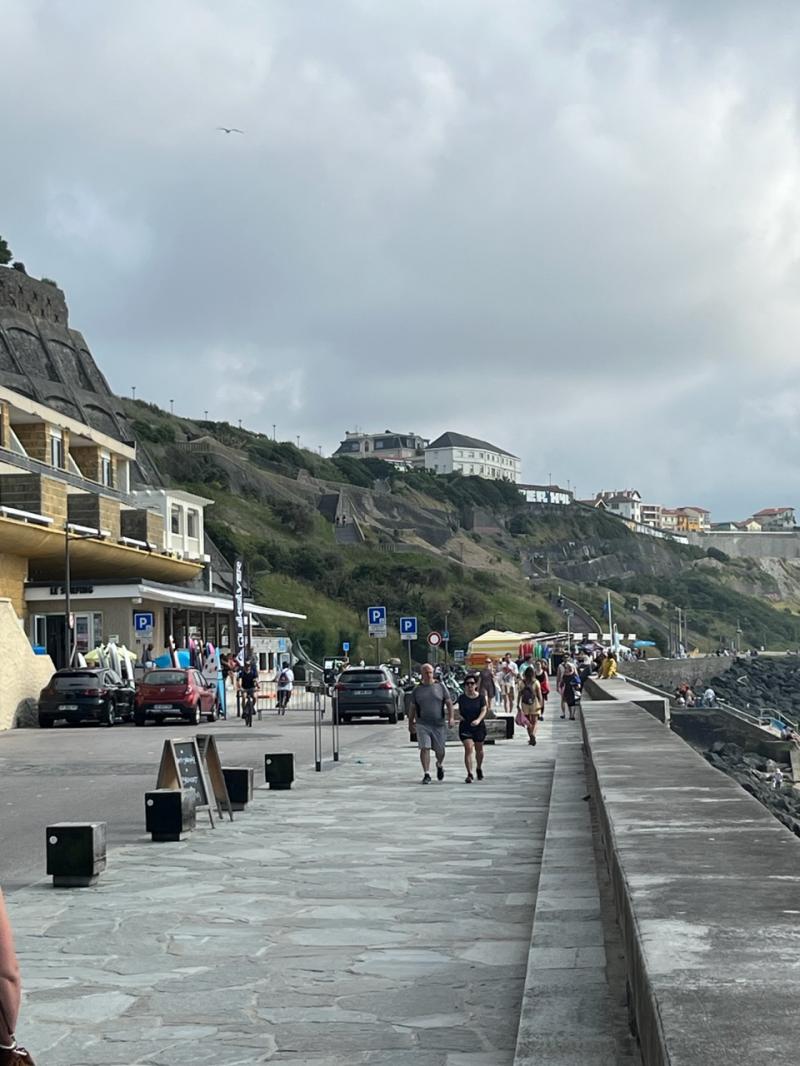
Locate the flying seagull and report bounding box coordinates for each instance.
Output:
[217,126,244,134]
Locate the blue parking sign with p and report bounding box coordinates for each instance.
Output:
[368,606,387,625]
[400,616,417,639]
[134,611,154,633]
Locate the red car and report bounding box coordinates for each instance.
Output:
[134,668,218,726]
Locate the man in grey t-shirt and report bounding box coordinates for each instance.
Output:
[408,663,455,784]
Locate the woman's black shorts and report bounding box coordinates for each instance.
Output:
[459,721,486,743]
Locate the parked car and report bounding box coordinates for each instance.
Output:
[134,668,219,726]
[333,666,402,724]
[38,668,135,728]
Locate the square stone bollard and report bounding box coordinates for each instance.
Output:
[46,822,107,887]
[222,766,254,810]
[145,788,196,842]
[264,752,294,790]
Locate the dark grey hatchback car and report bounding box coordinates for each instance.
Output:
[38,668,135,727]
[333,666,402,723]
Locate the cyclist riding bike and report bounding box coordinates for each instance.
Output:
[238,658,259,725]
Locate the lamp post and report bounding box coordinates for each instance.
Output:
[63,522,104,668]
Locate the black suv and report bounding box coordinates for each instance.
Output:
[333,666,402,724]
[38,668,135,728]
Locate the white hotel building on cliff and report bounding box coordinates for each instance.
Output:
[424,432,521,482]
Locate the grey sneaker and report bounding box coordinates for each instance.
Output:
[422,773,432,784]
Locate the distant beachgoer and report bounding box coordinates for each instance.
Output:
[534,659,550,717]
[517,666,543,745]
[561,663,582,721]
[600,652,617,679]
[501,654,518,714]
[479,659,496,713]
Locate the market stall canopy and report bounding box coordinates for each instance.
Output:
[466,629,540,666]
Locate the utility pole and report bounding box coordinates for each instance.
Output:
[169,399,174,415]
[204,409,208,420]
[64,521,71,669]
[444,610,450,666]
[131,386,136,400]
[272,424,276,440]
[606,591,614,650]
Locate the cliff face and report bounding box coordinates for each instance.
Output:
[0,266,132,445]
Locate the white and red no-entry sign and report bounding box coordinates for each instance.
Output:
[427,631,443,647]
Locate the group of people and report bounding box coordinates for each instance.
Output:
[674,682,716,708]
[406,646,621,784]
[232,656,295,715]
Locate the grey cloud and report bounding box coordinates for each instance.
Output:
[2,0,800,519]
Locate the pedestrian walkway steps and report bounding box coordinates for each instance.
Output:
[514,717,621,1065]
[8,733,553,1065]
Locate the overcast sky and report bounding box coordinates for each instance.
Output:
[2,0,799,519]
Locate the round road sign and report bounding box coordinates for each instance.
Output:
[427,631,443,647]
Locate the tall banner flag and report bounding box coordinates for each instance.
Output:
[233,558,246,665]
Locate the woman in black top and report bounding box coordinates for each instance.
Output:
[457,674,488,783]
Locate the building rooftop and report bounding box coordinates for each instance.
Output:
[753,507,794,516]
[426,431,518,458]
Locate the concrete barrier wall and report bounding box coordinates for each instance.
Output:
[585,675,670,723]
[621,656,734,691]
[0,598,54,729]
[581,700,800,1066]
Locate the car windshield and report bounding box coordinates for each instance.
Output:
[53,673,99,689]
[143,670,186,685]
[342,671,386,685]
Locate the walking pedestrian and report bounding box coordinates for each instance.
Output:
[479,659,496,713]
[516,666,543,745]
[0,889,35,1064]
[561,662,582,720]
[457,673,488,782]
[534,659,550,718]
[276,660,294,714]
[408,663,455,784]
[501,653,518,714]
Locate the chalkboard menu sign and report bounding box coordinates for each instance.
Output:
[173,741,209,808]
[156,738,215,827]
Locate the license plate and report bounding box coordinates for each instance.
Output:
[153,703,173,710]
[58,704,78,711]
[355,690,370,696]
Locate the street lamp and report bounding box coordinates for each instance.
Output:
[63,522,108,667]
[169,399,174,415]
[131,386,136,400]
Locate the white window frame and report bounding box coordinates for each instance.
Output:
[49,429,64,469]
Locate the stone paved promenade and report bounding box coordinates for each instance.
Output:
[7,727,555,1065]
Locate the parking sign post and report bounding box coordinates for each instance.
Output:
[400,616,417,678]
[368,606,387,665]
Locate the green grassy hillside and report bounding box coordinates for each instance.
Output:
[119,398,800,659]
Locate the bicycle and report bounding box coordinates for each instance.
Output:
[242,689,255,727]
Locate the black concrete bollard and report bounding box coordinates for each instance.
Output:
[145,788,196,841]
[46,822,107,887]
[222,766,254,810]
[264,752,294,790]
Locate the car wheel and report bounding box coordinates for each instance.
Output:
[207,700,218,723]
[104,700,116,727]
[39,716,53,729]
[189,703,201,726]
[133,712,146,727]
